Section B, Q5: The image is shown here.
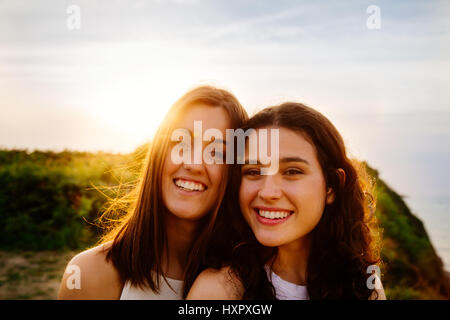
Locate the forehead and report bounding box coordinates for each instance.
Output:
[277,127,316,156]
[175,102,231,131]
[246,126,319,164]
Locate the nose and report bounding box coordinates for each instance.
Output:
[182,145,205,174]
[258,175,282,201]
[182,161,205,174]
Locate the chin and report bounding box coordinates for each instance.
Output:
[170,207,209,221]
[255,233,285,247]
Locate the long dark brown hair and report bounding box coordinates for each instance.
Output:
[203,102,381,299]
[99,86,248,294]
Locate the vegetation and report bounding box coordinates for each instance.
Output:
[365,163,449,299]
[0,148,448,299]
[0,148,145,251]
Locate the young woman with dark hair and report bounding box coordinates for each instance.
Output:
[58,86,248,299]
[187,102,385,300]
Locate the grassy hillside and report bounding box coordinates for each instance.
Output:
[365,163,449,299]
[0,148,448,299]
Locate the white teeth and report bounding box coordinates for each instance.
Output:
[258,210,291,220]
[174,179,205,191]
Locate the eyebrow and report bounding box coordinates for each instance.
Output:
[243,156,310,166]
[280,156,310,165]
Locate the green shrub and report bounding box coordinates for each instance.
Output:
[0,149,136,250]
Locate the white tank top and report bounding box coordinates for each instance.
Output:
[120,276,183,300]
[266,266,309,300]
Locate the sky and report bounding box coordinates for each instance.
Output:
[1,0,450,202]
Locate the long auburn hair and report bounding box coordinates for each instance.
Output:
[218,102,381,299]
[99,86,248,294]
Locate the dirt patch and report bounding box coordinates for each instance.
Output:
[0,250,76,299]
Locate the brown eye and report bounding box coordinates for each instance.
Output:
[243,168,261,176]
[284,168,303,176]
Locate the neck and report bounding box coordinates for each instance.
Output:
[163,212,202,279]
[272,235,311,286]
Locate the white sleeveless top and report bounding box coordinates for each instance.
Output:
[120,276,183,300]
[266,266,309,300]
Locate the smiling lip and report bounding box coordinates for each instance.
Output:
[173,177,208,194]
[253,207,293,226]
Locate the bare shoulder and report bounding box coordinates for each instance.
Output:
[186,266,244,300]
[58,242,123,300]
[369,287,387,300]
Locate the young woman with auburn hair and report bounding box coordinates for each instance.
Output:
[58,86,248,299]
[187,102,385,300]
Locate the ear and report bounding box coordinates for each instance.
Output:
[336,168,346,186]
[325,187,335,205]
[325,168,346,205]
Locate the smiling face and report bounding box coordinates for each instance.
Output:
[162,103,231,221]
[239,126,335,247]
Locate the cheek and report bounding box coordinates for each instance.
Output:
[289,176,327,217]
[162,152,177,175]
[239,180,257,213]
[238,184,251,224]
[206,164,226,189]
[161,159,176,195]
[162,158,177,186]
[238,183,247,209]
